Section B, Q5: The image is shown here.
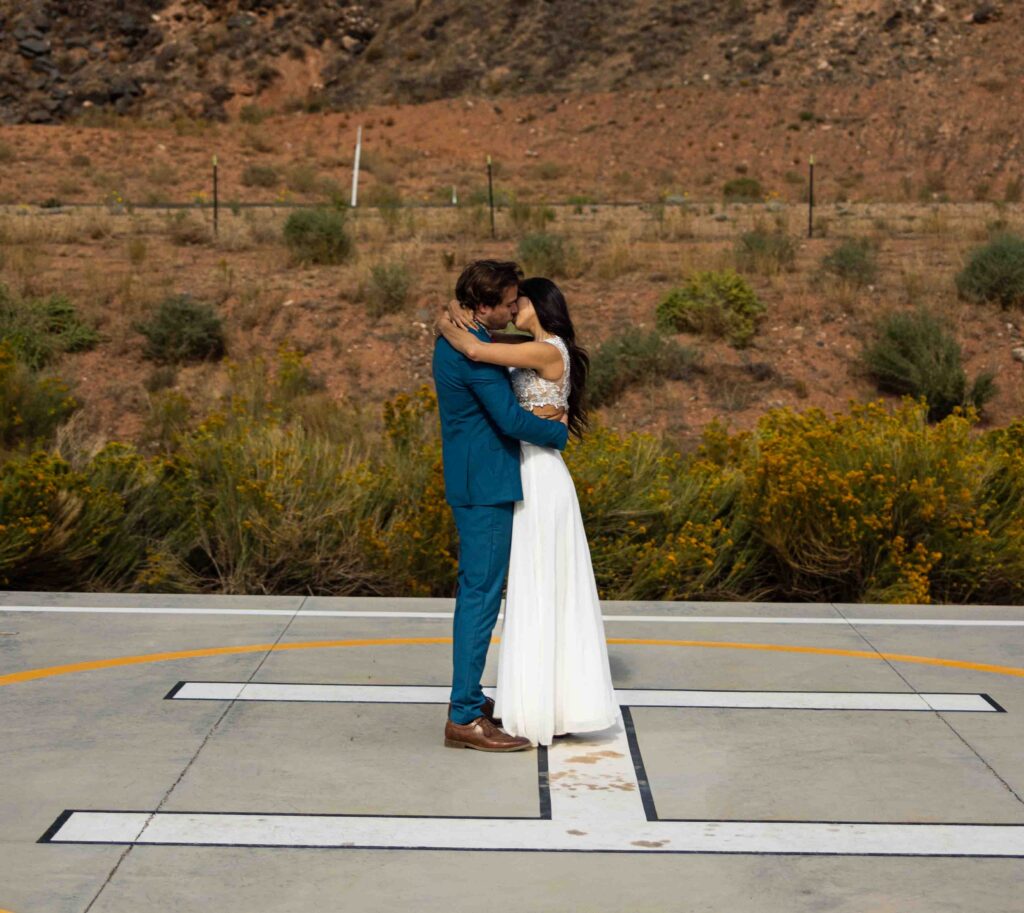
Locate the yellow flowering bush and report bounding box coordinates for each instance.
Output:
[723,397,1024,604]
[353,385,457,596]
[566,424,752,599]
[1,344,1022,603]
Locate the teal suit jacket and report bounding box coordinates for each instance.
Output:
[432,326,568,507]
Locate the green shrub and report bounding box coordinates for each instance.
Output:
[365,184,402,209]
[722,177,763,202]
[588,328,701,408]
[567,193,595,214]
[282,206,354,265]
[517,232,569,276]
[820,238,879,287]
[286,164,320,194]
[144,365,177,393]
[134,294,226,365]
[167,210,211,246]
[239,104,269,124]
[468,186,512,207]
[955,233,1024,309]
[0,340,79,452]
[533,161,567,181]
[509,200,555,235]
[657,270,765,348]
[861,308,997,422]
[365,184,403,234]
[127,236,147,266]
[0,284,99,370]
[734,225,796,275]
[365,261,413,317]
[241,164,279,188]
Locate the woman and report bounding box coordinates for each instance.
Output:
[435,277,619,747]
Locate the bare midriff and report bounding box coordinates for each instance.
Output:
[531,405,565,420]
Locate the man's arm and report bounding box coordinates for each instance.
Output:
[465,359,568,451]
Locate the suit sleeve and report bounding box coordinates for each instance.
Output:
[465,360,569,451]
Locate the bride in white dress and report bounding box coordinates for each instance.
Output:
[437,277,619,746]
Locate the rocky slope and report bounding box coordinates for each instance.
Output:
[1,0,1018,125]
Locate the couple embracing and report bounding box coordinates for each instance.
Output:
[432,259,619,752]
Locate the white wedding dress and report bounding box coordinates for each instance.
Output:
[494,335,620,747]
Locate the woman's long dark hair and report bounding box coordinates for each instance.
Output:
[518,277,590,440]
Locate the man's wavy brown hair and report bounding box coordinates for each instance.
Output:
[455,259,523,312]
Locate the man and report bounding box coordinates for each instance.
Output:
[432,259,569,752]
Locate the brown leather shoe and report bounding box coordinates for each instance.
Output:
[447,696,501,726]
[444,715,532,752]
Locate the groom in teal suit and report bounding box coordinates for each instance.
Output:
[432,260,568,752]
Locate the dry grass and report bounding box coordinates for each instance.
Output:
[3,198,1023,447]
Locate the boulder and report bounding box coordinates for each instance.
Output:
[18,36,52,57]
[109,77,142,100]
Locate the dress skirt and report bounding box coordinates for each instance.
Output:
[494,441,620,747]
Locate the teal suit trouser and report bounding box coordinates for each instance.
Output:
[449,502,515,725]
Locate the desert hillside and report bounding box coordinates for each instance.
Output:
[2,0,1021,124]
[0,0,1022,458]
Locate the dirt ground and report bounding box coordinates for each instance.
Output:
[0,92,1022,452]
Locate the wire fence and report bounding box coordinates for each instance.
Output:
[2,198,1021,246]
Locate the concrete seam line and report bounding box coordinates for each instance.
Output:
[80,596,309,913]
[832,601,1024,810]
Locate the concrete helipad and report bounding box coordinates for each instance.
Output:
[2,593,1024,912]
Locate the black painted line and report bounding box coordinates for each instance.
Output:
[37,808,73,844]
[620,706,658,822]
[163,681,186,700]
[40,835,1024,859]
[980,693,1008,713]
[537,747,552,820]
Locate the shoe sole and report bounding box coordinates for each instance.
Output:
[443,737,532,752]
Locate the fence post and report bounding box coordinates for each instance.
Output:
[808,154,815,239]
[212,154,219,237]
[487,155,495,239]
[351,125,362,208]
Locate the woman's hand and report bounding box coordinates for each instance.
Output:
[433,302,451,337]
[446,298,479,331]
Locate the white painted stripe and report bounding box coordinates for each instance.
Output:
[4,604,1024,625]
[605,616,1024,627]
[51,811,151,844]
[546,713,645,823]
[176,682,458,703]
[46,811,1024,856]
[0,605,451,620]
[170,683,997,712]
[617,690,995,712]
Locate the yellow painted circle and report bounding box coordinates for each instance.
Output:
[1,636,1023,687]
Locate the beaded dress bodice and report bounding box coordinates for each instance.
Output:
[509,336,570,410]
